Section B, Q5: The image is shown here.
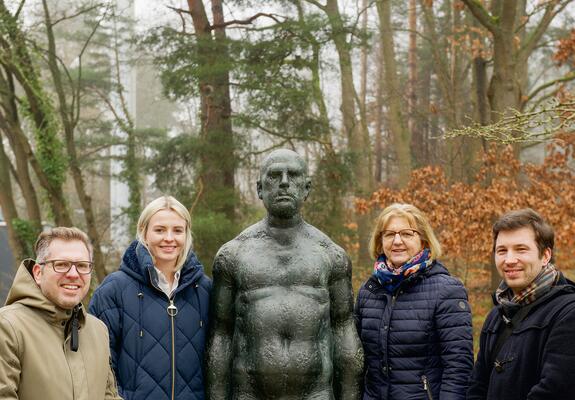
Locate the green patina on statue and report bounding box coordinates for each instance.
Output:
[206,149,363,400]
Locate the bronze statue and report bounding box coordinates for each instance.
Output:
[206,149,363,400]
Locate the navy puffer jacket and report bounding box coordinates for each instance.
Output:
[89,241,212,400]
[355,261,473,400]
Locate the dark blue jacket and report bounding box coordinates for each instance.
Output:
[89,241,212,400]
[355,261,473,400]
[467,275,575,400]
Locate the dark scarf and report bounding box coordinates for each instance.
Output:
[495,263,560,308]
[373,248,433,294]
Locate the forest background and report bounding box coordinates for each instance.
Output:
[1,0,575,348]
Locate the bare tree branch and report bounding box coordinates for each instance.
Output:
[302,0,327,12]
[73,3,111,125]
[461,0,499,34]
[445,100,575,144]
[15,0,25,19]
[518,0,574,63]
[525,72,575,104]
[211,13,286,29]
[50,4,103,27]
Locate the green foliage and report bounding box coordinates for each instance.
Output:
[191,211,240,275]
[11,218,38,259]
[145,134,201,206]
[304,151,353,243]
[141,27,208,99]
[68,66,111,92]
[0,4,68,190]
[26,96,68,189]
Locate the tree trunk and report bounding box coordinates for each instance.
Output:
[324,0,372,183]
[407,0,418,164]
[376,0,411,186]
[41,0,107,281]
[0,0,72,227]
[304,0,373,265]
[0,69,43,230]
[186,0,236,221]
[374,41,384,183]
[0,136,25,266]
[360,0,369,113]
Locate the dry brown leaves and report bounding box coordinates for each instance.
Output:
[355,140,575,269]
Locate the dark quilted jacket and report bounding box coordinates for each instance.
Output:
[89,241,212,400]
[355,261,473,400]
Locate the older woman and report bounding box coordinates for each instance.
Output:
[355,203,473,400]
[90,196,211,400]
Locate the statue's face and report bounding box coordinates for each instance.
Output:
[257,151,311,219]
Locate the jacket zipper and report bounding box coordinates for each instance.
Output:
[421,375,433,400]
[167,298,178,400]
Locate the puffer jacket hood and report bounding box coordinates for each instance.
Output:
[120,240,206,291]
[5,259,87,327]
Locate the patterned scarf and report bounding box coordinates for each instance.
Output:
[373,248,433,294]
[495,263,560,307]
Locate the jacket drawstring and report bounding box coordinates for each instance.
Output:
[194,283,203,328]
[138,284,144,337]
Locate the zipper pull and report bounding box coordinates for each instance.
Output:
[167,299,178,317]
[421,375,434,400]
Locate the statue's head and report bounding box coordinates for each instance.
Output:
[257,149,311,219]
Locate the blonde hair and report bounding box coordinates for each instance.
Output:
[35,227,93,263]
[369,203,442,261]
[136,196,193,270]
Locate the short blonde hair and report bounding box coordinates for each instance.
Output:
[137,196,193,270]
[35,227,93,263]
[369,203,442,261]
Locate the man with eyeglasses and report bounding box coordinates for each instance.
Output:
[0,227,122,400]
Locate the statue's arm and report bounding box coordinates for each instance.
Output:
[329,250,364,400]
[206,249,236,400]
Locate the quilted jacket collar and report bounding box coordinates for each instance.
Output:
[120,240,205,292]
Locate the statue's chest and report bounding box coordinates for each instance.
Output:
[235,242,331,289]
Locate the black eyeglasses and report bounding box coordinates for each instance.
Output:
[39,260,94,275]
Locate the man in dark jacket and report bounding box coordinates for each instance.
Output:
[467,208,575,400]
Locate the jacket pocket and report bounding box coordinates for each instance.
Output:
[421,375,433,400]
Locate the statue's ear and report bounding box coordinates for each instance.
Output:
[304,178,311,201]
[257,180,263,200]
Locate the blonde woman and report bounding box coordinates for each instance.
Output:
[90,196,211,400]
[355,203,472,400]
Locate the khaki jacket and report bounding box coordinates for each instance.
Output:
[0,261,122,400]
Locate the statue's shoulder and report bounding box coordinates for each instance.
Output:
[214,220,267,261]
[302,222,349,262]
